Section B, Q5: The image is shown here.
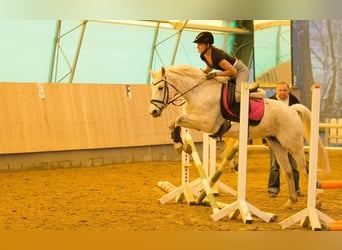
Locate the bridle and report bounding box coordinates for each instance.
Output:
[150,76,202,112]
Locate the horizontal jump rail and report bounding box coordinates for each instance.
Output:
[246,145,342,151]
[316,180,342,189]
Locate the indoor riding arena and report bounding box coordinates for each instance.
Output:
[1,20,342,232]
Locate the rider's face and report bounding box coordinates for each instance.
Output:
[196,43,208,53]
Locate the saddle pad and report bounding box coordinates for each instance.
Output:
[221,84,265,125]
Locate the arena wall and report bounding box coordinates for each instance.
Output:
[0,83,206,171]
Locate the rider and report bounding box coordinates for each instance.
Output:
[193,31,257,102]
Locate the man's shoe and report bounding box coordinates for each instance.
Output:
[296,190,305,197]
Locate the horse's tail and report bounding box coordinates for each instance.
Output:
[291,104,331,174]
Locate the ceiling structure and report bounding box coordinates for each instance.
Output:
[49,20,253,83]
[0,20,290,84]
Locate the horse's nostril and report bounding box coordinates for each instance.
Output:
[151,110,159,117]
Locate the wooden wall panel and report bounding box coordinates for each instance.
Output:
[0,83,51,153]
[0,83,202,154]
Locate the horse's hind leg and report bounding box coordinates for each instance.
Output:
[289,147,309,177]
[289,146,328,208]
[266,138,297,209]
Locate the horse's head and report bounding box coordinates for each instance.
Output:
[149,65,206,117]
[149,67,169,117]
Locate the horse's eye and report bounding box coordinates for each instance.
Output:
[158,86,164,91]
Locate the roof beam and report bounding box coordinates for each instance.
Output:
[253,20,290,31]
[89,19,252,34]
[154,20,252,34]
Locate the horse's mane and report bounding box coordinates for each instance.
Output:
[165,65,229,82]
[165,65,204,76]
[151,65,230,85]
[150,65,202,80]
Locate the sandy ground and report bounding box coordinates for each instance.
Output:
[0,151,341,231]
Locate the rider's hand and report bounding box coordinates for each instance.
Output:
[206,72,216,80]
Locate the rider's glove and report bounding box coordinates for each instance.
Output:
[206,72,216,80]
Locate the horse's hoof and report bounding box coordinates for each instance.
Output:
[226,161,238,172]
[189,201,206,206]
[173,142,183,153]
[270,215,278,222]
[183,144,192,154]
[189,201,198,206]
[302,167,309,176]
[284,199,296,209]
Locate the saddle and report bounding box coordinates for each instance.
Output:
[210,79,265,139]
[220,79,265,126]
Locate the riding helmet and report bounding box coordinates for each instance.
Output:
[193,31,214,44]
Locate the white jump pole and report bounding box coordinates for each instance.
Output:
[210,82,276,223]
[279,84,335,230]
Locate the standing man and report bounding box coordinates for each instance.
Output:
[267,80,304,198]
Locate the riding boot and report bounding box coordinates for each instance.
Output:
[231,101,240,117]
[227,81,236,109]
[209,120,231,139]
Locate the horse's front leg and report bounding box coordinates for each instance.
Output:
[169,114,213,154]
[175,113,218,132]
[169,120,192,154]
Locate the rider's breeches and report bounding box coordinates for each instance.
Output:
[234,60,250,102]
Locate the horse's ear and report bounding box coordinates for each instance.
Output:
[161,67,166,76]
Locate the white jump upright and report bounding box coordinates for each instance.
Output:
[158,129,203,205]
[158,115,236,215]
[279,84,335,230]
[202,133,214,189]
[182,132,221,214]
[202,133,236,196]
[158,105,201,205]
[158,107,219,205]
[210,82,276,223]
